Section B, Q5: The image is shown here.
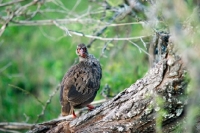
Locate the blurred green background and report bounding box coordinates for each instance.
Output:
[0,0,148,123]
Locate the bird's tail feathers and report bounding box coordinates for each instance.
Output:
[61,101,73,116]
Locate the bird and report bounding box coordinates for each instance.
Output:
[60,44,102,118]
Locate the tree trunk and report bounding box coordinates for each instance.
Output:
[28,33,187,133]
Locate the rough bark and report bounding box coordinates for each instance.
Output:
[28,33,187,133]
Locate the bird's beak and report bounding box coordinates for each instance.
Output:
[79,49,84,56]
[79,48,87,58]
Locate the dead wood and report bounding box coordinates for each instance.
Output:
[26,32,189,133]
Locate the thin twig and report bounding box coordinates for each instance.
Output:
[0,12,14,37]
[53,20,71,36]
[69,29,149,41]
[0,0,25,7]
[8,84,44,106]
[140,37,147,49]
[8,19,101,26]
[0,62,12,73]
[52,20,150,41]
[34,85,60,123]
[128,40,150,56]
[13,1,37,16]
[0,128,20,133]
[0,0,39,37]
[0,122,33,130]
[51,0,69,12]
[108,22,145,27]
[2,19,150,28]
[27,4,42,20]
[68,0,82,16]
[87,9,120,47]
[99,40,112,59]
[40,27,67,41]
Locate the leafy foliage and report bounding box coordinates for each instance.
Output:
[0,1,148,123]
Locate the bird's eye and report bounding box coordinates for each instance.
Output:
[77,47,86,52]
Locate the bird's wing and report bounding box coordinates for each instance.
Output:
[61,61,101,106]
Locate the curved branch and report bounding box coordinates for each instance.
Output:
[28,34,187,133]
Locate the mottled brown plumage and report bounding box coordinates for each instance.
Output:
[60,44,102,117]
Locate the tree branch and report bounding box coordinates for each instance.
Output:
[0,0,25,7]
[0,122,33,130]
[27,33,188,133]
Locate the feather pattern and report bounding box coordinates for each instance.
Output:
[60,46,102,116]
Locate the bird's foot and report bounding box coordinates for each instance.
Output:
[72,110,77,118]
[87,104,95,111]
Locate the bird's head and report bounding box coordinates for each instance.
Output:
[76,44,88,60]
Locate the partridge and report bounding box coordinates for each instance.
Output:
[60,44,102,117]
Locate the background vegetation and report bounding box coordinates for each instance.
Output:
[1,0,200,133]
[0,0,148,123]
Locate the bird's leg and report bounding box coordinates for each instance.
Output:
[72,110,77,118]
[87,104,94,111]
